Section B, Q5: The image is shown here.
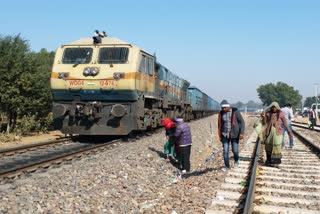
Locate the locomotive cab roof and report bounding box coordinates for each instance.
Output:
[61,37,134,47]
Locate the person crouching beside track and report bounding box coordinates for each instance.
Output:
[161,118,178,162]
[261,102,293,167]
[218,100,245,171]
[174,116,192,174]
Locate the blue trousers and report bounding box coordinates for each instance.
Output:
[221,136,239,168]
[282,124,294,148]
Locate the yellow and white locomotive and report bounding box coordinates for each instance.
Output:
[51,31,193,135]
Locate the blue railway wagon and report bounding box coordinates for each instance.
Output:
[188,86,205,119]
[188,86,202,110]
[188,86,220,119]
[157,64,191,119]
[208,96,220,113]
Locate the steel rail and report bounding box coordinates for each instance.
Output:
[244,131,319,213]
[0,138,120,180]
[292,122,320,131]
[243,137,261,214]
[0,137,74,156]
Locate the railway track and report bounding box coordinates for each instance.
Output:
[292,121,320,132]
[0,136,122,180]
[0,137,73,157]
[206,132,259,213]
[292,122,320,150]
[0,126,167,181]
[254,131,320,213]
[206,127,320,213]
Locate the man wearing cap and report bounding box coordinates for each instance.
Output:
[218,100,245,170]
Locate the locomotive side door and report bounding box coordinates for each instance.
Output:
[154,62,160,100]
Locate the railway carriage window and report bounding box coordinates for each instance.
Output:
[171,75,174,85]
[164,69,167,81]
[139,55,155,75]
[158,66,164,79]
[62,48,93,64]
[146,57,151,74]
[148,58,154,76]
[164,69,169,81]
[98,47,129,64]
[139,55,147,73]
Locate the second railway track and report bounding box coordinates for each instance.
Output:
[254,134,320,213]
[206,126,320,213]
[0,136,123,180]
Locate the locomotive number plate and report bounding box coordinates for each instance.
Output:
[68,80,84,86]
[100,80,117,87]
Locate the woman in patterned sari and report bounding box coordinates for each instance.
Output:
[262,102,293,166]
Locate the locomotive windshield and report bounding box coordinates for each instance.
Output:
[98,47,129,64]
[62,48,93,64]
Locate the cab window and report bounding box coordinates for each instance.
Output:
[98,47,129,64]
[62,48,93,64]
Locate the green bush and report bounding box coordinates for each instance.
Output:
[14,113,53,135]
[14,115,37,135]
[38,112,53,133]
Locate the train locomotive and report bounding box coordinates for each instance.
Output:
[51,32,220,135]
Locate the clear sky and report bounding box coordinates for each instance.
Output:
[1,0,320,104]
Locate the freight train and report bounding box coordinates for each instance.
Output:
[51,32,220,135]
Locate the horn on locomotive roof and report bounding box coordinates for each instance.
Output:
[92,30,107,44]
[99,31,107,38]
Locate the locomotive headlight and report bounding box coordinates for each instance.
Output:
[83,67,91,76]
[58,72,69,79]
[83,67,99,76]
[111,104,127,117]
[113,72,125,79]
[91,67,99,76]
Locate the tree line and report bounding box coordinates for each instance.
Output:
[257,82,317,110]
[0,34,54,135]
[0,33,314,137]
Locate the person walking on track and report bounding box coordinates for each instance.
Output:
[218,100,245,171]
[309,105,317,130]
[262,102,293,167]
[281,103,294,148]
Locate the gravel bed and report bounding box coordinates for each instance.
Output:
[0,115,256,214]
